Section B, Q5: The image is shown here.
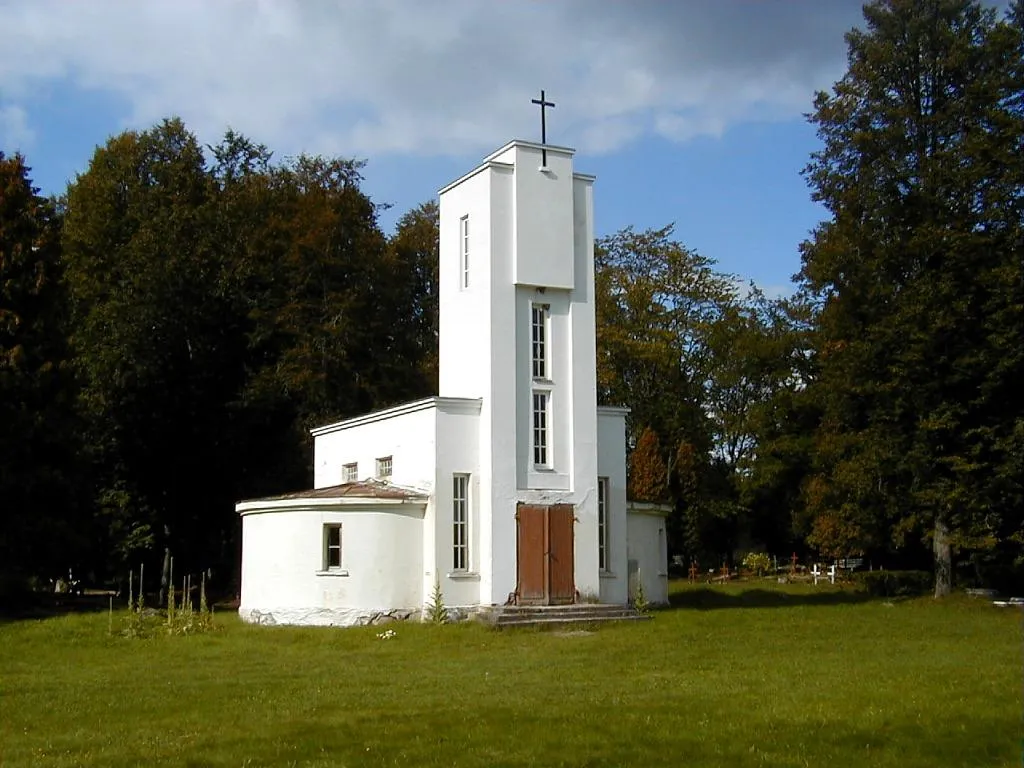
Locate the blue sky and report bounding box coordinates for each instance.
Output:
[0,1,881,294]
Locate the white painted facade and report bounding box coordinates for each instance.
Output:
[237,139,668,626]
[626,503,671,606]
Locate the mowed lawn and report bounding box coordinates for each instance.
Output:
[0,583,1019,767]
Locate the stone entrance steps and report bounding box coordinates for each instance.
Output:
[490,603,648,628]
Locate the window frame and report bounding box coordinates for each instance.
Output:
[459,215,470,289]
[452,473,470,572]
[375,455,393,478]
[531,303,550,380]
[598,476,610,572]
[342,462,358,483]
[323,523,343,571]
[532,390,551,468]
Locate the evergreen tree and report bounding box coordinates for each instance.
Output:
[0,152,81,588]
[798,0,1024,594]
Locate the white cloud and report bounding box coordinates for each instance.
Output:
[0,103,33,150]
[0,0,866,159]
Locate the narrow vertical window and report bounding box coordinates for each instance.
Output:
[452,474,469,571]
[342,462,358,483]
[324,524,342,570]
[532,391,549,466]
[598,477,609,571]
[531,304,548,379]
[376,456,392,478]
[460,215,469,289]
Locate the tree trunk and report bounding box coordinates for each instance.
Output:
[933,516,952,598]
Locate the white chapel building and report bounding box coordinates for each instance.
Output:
[237,139,669,626]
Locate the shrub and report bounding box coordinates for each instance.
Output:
[856,570,932,597]
[425,580,449,624]
[742,552,772,577]
[632,579,649,615]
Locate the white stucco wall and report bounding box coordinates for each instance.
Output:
[597,408,629,605]
[483,165,520,606]
[514,286,572,492]
[430,404,483,608]
[626,503,670,605]
[311,398,438,490]
[568,174,600,601]
[438,166,496,401]
[239,502,424,626]
[508,144,576,290]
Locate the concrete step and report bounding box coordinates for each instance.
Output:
[496,615,649,628]
[490,603,648,628]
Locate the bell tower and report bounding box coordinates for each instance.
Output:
[436,133,600,605]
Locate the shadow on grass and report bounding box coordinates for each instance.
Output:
[0,592,120,624]
[665,586,878,610]
[1,589,238,624]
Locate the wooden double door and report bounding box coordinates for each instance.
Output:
[516,503,575,605]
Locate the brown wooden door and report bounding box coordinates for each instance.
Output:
[516,504,547,604]
[548,504,575,604]
[516,503,575,605]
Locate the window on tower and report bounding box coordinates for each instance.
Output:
[532,391,550,467]
[460,215,469,289]
[531,303,549,379]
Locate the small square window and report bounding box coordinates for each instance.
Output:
[342,463,358,483]
[324,524,342,570]
[376,456,392,478]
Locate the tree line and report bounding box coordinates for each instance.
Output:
[606,0,1024,596]
[2,0,1021,598]
[1,125,440,597]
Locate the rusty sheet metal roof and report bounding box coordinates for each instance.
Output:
[242,480,428,504]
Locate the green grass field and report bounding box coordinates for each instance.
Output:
[0,583,1019,767]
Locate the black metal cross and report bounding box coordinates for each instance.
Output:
[531,89,555,165]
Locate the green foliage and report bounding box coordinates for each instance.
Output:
[122,564,155,639]
[57,119,437,582]
[0,152,82,584]
[797,0,1024,594]
[806,511,866,562]
[120,558,213,639]
[856,570,933,598]
[424,580,449,625]
[596,225,799,562]
[741,552,772,577]
[631,578,649,615]
[387,200,439,392]
[595,225,729,456]
[165,572,214,636]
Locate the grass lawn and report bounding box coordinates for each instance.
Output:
[0,582,1019,767]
